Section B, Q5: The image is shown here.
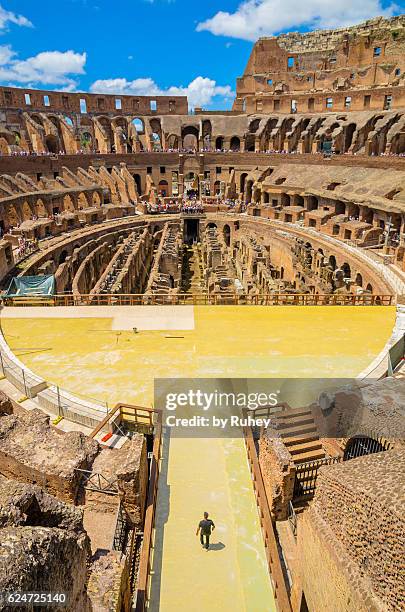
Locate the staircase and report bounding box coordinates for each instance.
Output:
[276,407,326,464]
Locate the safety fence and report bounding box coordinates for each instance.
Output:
[134,410,163,612]
[2,292,394,307]
[0,345,109,428]
[242,414,292,612]
[292,457,342,502]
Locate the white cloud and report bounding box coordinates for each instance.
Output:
[0,47,86,88]
[196,0,399,41]
[90,75,234,108]
[0,4,33,30]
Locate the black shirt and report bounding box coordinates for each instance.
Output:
[199,518,215,535]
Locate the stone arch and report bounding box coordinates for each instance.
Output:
[21,201,33,221]
[158,180,169,196]
[223,224,231,247]
[343,435,390,461]
[215,136,224,150]
[132,118,145,133]
[81,132,93,150]
[355,272,363,287]
[35,198,47,217]
[182,125,199,150]
[240,173,248,194]
[45,134,59,153]
[328,255,337,270]
[167,134,179,149]
[366,282,373,292]
[230,136,240,151]
[93,192,101,207]
[77,192,88,210]
[202,120,212,149]
[342,262,351,279]
[63,194,75,212]
[7,204,19,227]
[133,174,142,195]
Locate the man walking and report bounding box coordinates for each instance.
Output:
[196,512,215,550]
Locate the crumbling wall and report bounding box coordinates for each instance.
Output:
[258,430,295,520]
[298,449,405,611]
[0,409,99,504]
[0,476,91,612]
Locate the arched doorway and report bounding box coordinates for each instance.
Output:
[230,136,240,151]
[344,436,391,460]
[159,180,169,197]
[215,136,224,150]
[182,126,199,151]
[133,174,142,195]
[45,134,59,153]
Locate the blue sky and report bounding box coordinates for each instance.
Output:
[0,0,403,109]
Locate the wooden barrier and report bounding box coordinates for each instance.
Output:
[243,418,293,612]
[135,411,162,612]
[2,292,394,307]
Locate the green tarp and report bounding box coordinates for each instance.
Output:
[5,275,55,297]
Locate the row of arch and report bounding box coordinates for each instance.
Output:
[1,190,102,230]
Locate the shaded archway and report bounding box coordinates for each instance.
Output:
[230,136,240,151]
[63,194,75,212]
[45,134,59,153]
[344,436,390,461]
[77,193,88,210]
[159,180,169,197]
[35,198,47,217]
[223,224,231,247]
[133,174,142,195]
[215,136,224,150]
[182,125,199,151]
[93,192,101,207]
[21,201,32,221]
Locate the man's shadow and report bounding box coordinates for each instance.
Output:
[208,542,225,551]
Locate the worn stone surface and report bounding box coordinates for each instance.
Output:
[87,550,131,612]
[0,409,99,503]
[298,449,405,611]
[0,475,91,612]
[86,435,147,527]
[0,390,13,416]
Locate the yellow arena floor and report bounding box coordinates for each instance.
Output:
[1,305,396,612]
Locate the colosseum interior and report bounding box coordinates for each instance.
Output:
[0,12,404,612]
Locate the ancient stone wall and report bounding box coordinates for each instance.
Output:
[297,449,405,611]
[234,15,405,114]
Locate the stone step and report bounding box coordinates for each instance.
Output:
[284,433,320,446]
[288,440,324,455]
[293,448,326,463]
[276,408,313,419]
[277,416,315,429]
[280,424,318,438]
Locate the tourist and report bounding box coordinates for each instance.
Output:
[196,512,215,550]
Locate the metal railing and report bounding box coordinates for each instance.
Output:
[293,456,342,502]
[2,292,394,307]
[74,468,118,495]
